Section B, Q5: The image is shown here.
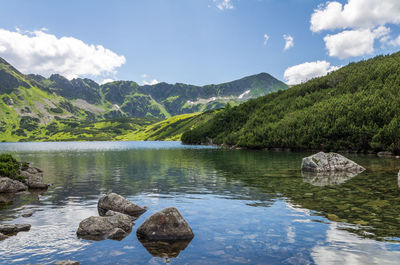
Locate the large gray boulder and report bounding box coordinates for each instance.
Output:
[0,178,27,193]
[0,223,31,235]
[301,152,365,173]
[137,207,194,241]
[98,193,146,217]
[77,213,133,241]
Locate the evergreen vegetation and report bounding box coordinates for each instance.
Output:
[0,154,21,180]
[182,52,400,154]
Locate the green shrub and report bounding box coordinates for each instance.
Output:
[0,154,20,179]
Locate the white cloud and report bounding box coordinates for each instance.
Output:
[142,79,159,86]
[140,74,148,78]
[100,78,114,85]
[324,26,389,59]
[283,34,294,50]
[388,35,400,47]
[0,28,126,79]
[263,34,270,45]
[310,0,400,33]
[310,1,400,59]
[284,60,340,85]
[213,0,233,10]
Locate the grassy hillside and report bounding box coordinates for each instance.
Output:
[182,52,400,154]
[0,111,217,142]
[117,110,219,141]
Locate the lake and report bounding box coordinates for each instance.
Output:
[0,141,400,265]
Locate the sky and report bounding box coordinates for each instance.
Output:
[0,0,400,86]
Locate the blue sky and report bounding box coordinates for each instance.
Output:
[0,0,400,85]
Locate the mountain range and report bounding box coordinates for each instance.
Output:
[0,57,287,141]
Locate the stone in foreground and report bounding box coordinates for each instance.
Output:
[0,223,31,235]
[76,214,133,241]
[301,152,365,173]
[137,207,194,241]
[0,177,27,193]
[54,261,80,265]
[98,193,146,217]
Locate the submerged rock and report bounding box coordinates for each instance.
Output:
[377,151,393,157]
[0,223,31,235]
[0,232,9,240]
[302,171,360,187]
[54,261,80,265]
[98,193,146,217]
[22,210,34,218]
[301,152,365,173]
[398,170,400,188]
[138,238,192,258]
[77,214,133,241]
[137,207,194,241]
[0,178,27,193]
[0,193,17,204]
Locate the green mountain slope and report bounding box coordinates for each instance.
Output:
[182,52,400,154]
[0,56,287,142]
[24,60,287,119]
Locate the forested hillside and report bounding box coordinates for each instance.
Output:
[182,52,400,154]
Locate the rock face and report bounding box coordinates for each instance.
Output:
[0,223,31,235]
[301,152,365,173]
[0,177,27,193]
[137,207,194,241]
[98,193,146,217]
[20,165,48,189]
[76,214,133,241]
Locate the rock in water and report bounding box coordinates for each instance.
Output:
[398,170,400,188]
[301,152,365,172]
[54,261,80,265]
[76,214,133,241]
[0,233,9,240]
[137,207,194,241]
[0,224,31,235]
[20,169,48,189]
[98,193,146,217]
[0,178,27,193]
[107,228,128,240]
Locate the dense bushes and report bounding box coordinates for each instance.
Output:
[182,52,400,153]
[0,154,20,179]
